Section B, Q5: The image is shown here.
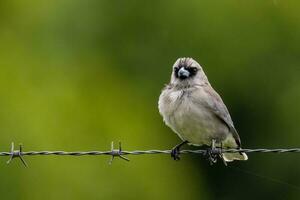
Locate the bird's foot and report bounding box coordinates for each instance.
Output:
[171,141,188,161]
[206,148,220,165]
[206,140,227,166]
[171,147,181,160]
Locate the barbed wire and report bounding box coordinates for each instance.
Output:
[2,142,300,167]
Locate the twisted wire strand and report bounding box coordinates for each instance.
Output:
[2,141,300,167]
[0,148,299,157]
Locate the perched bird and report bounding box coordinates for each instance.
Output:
[158,58,248,163]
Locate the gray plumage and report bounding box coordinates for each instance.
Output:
[158,58,248,162]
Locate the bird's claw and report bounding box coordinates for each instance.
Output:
[205,140,227,166]
[206,148,219,165]
[171,147,181,160]
[170,140,188,161]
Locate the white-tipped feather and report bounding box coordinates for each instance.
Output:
[222,152,248,162]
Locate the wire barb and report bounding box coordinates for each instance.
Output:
[6,142,28,167]
[109,141,130,165]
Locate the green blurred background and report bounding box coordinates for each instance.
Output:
[0,0,299,199]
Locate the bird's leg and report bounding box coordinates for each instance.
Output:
[171,140,188,160]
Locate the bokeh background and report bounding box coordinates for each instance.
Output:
[0,0,299,199]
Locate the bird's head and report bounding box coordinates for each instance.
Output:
[171,57,208,87]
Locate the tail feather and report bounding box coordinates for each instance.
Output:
[222,152,248,162]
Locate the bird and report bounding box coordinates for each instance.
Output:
[158,57,248,164]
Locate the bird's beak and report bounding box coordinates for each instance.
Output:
[178,67,190,79]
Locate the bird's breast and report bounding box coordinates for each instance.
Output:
[159,88,228,145]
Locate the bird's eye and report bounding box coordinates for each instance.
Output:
[174,67,179,72]
[191,67,198,72]
[188,67,198,74]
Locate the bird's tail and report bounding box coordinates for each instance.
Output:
[222,152,248,162]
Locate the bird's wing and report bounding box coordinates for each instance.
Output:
[201,85,241,147]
